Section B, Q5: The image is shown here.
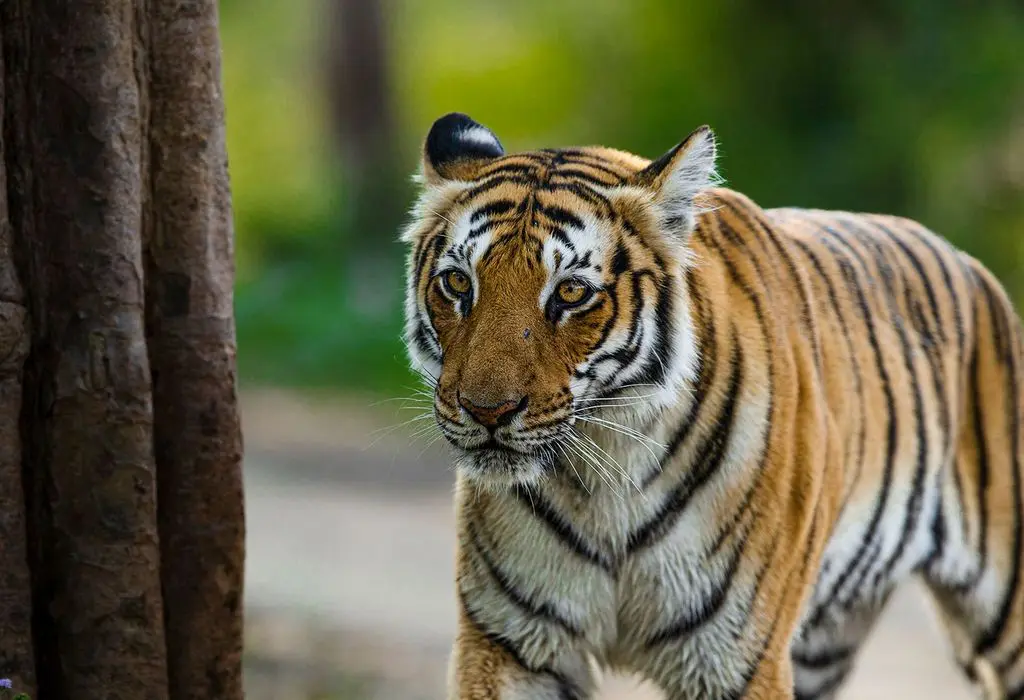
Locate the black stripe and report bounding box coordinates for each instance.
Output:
[547,226,574,249]
[904,223,968,364]
[411,218,446,279]
[650,275,716,488]
[512,485,614,571]
[974,275,1023,657]
[547,166,621,186]
[792,644,856,670]
[789,235,868,516]
[730,507,821,700]
[542,181,616,218]
[794,669,848,700]
[411,321,440,361]
[699,221,774,379]
[466,520,583,636]
[466,220,498,241]
[457,587,584,698]
[848,225,930,589]
[585,271,651,375]
[559,153,632,178]
[537,204,585,230]
[804,223,899,628]
[953,271,991,595]
[611,242,631,276]
[998,634,1024,674]
[824,228,911,603]
[469,199,517,222]
[624,275,674,389]
[874,220,947,343]
[725,200,823,375]
[459,174,534,203]
[477,162,542,179]
[644,519,751,648]
[627,332,743,555]
[921,463,949,575]
[414,226,447,284]
[706,446,766,557]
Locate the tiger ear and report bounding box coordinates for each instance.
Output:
[630,125,718,236]
[421,112,505,185]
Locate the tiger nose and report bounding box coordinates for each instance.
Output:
[458,393,529,429]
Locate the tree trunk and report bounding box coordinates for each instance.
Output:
[4,0,171,697]
[0,27,36,697]
[145,1,246,697]
[0,1,244,698]
[327,0,406,319]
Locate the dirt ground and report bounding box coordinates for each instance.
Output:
[241,388,978,699]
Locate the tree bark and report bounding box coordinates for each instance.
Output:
[1,0,243,696]
[0,27,36,697]
[145,1,246,698]
[2,0,170,697]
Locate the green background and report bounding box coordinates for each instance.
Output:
[223,0,1024,396]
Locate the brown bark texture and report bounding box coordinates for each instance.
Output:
[4,0,172,696]
[0,0,244,695]
[0,27,36,697]
[145,1,246,698]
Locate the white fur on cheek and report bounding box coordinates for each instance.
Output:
[401,179,472,384]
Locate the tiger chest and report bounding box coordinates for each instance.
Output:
[478,482,749,687]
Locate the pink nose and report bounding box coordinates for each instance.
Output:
[458,394,528,429]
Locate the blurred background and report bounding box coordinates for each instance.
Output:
[228,1,1024,697]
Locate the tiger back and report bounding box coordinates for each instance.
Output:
[401,113,1024,699]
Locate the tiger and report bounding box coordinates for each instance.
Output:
[400,112,1024,699]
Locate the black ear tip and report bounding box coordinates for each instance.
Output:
[426,112,504,171]
[430,112,477,134]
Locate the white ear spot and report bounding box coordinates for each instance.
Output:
[457,125,503,152]
[423,112,505,183]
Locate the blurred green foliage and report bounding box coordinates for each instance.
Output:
[224,0,1024,394]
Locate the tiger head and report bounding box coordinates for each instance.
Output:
[402,113,718,488]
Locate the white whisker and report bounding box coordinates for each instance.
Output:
[574,415,666,449]
[573,428,644,497]
[564,433,622,498]
[554,441,591,494]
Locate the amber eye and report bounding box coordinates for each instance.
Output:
[555,279,592,306]
[443,270,472,296]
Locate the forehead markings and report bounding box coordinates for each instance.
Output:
[442,148,642,277]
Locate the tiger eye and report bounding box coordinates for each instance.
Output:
[445,270,472,295]
[556,279,588,305]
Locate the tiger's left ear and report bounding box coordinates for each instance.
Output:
[421,112,505,186]
[630,125,718,237]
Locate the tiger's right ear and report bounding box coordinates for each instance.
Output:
[629,125,719,237]
[421,113,504,185]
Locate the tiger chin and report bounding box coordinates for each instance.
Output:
[401,112,1024,700]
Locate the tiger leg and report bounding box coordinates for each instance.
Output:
[448,600,595,700]
[790,592,894,700]
[920,261,1024,699]
[922,505,1024,700]
[921,574,1024,700]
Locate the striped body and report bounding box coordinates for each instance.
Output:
[402,114,1024,699]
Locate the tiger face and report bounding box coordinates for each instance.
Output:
[402,113,718,488]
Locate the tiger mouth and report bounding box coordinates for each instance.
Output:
[464,437,505,452]
[454,440,558,481]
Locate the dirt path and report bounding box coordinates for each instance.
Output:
[241,389,976,699]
